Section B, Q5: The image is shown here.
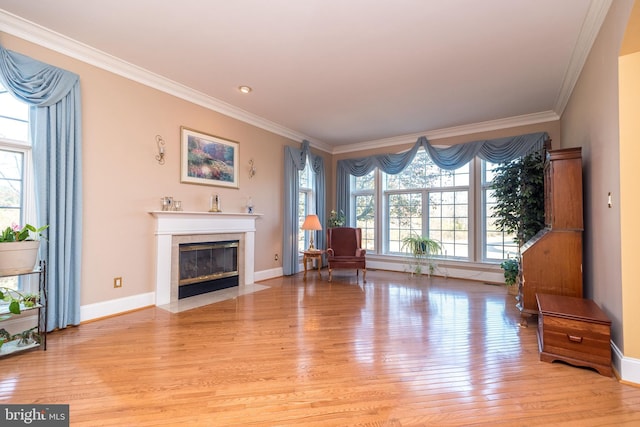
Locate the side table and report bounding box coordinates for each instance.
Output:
[301,250,324,279]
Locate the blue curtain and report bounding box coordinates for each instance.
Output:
[337,131,548,224]
[283,141,325,275]
[0,45,82,330]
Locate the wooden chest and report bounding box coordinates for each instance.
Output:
[537,293,612,376]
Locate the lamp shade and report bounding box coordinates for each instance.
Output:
[301,214,322,231]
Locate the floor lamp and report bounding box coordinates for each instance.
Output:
[301,214,322,251]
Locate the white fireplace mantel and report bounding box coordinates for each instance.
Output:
[150,211,262,306]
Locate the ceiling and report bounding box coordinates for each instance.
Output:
[0,1,611,152]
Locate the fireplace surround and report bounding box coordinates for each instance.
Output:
[150,211,261,307]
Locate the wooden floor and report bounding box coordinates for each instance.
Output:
[2,270,640,426]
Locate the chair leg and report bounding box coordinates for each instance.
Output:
[363,268,367,283]
[328,268,333,282]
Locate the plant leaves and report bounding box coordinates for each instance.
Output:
[8,300,21,314]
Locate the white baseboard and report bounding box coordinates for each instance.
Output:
[254,267,283,282]
[367,259,504,284]
[80,292,155,323]
[80,267,284,323]
[612,340,640,385]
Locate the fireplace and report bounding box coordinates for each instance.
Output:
[178,240,239,299]
[150,211,261,307]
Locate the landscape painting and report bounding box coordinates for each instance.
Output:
[180,127,239,188]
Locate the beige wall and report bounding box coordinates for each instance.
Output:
[0,32,313,307]
[620,51,640,357]
[561,0,634,354]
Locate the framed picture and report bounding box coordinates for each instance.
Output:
[180,127,239,188]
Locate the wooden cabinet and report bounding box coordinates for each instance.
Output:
[537,293,611,376]
[518,148,583,322]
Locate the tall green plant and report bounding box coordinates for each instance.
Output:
[491,150,545,247]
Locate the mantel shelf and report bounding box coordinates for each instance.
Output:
[149,211,263,219]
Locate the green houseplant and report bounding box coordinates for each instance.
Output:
[402,234,442,276]
[327,210,345,228]
[500,258,520,287]
[0,223,49,243]
[0,287,40,316]
[491,150,545,287]
[0,223,48,274]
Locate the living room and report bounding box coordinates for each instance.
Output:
[0,1,639,422]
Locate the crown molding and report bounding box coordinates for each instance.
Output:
[0,10,331,151]
[553,0,613,115]
[0,4,603,157]
[331,110,560,154]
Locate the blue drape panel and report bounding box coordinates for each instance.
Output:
[0,46,82,330]
[422,132,548,169]
[283,141,325,275]
[336,132,548,224]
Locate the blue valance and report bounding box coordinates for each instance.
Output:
[337,131,548,224]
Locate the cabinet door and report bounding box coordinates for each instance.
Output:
[546,148,583,230]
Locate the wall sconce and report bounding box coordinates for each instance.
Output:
[155,135,165,165]
[248,159,256,178]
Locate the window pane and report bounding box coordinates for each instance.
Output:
[299,162,310,189]
[388,193,422,254]
[354,170,375,191]
[0,86,30,291]
[384,150,469,191]
[298,191,307,252]
[482,161,517,260]
[428,190,469,259]
[0,90,29,142]
[355,194,375,250]
[0,150,23,226]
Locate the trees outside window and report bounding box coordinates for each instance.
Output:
[298,157,315,252]
[483,161,518,260]
[0,83,34,291]
[383,150,469,258]
[346,148,521,265]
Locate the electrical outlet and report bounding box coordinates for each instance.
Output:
[274,253,279,261]
[114,277,123,288]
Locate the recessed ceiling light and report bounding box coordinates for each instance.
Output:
[239,85,252,94]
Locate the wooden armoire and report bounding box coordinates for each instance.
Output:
[517,147,583,324]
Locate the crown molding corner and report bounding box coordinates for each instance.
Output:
[553,0,613,115]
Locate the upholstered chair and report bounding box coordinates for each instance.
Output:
[326,227,366,282]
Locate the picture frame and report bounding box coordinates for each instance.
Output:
[180,127,239,188]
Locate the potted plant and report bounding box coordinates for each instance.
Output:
[402,234,442,277]
[327,210,345,228]
[0,223,48,274]
[500,258,520,294]
[0,328,10,350]
[0,287,40,316]
[491,150,545,289]
[15,326,40,347]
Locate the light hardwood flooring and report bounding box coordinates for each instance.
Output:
[2,269,640,426]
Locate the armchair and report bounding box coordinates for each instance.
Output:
[326,227,366,282]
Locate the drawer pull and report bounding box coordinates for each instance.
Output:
[567,334,583,343]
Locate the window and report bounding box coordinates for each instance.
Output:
[382,150,470,259]
[482,161,518,260]
[0,84,33,291]
[352,171,375,251]
[298,157,315,252]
